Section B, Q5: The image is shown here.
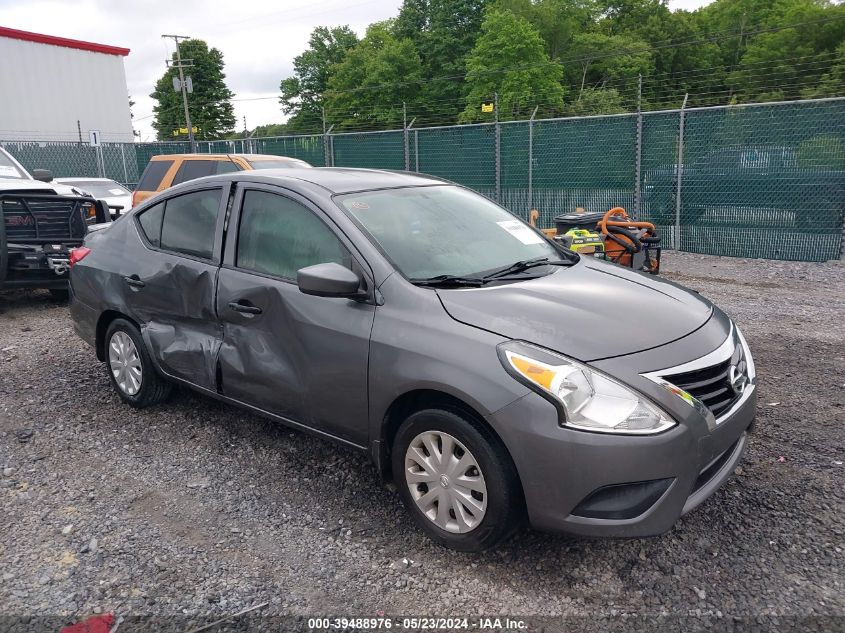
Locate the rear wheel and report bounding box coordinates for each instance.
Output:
[392,408,522,552]
[105,318,171,408]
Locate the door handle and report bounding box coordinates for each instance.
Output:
[123,275,145,288]
[228,301,262,315]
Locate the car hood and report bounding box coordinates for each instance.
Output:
[0,179,56,193]
[436,258,713,362]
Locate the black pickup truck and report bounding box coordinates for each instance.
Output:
[642,145,845,229]
[1,180,110,299]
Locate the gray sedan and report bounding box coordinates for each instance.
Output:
[68,169,756,551]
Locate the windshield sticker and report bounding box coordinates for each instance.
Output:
[108,188,126,196]
[349,200,370,210]
[497,220,545,245]
[0,165,19,177]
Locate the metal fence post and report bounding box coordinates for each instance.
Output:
[414,130,419,172]
[528,106,538,213]
[404,117,415,171]
[96,145,105,178]
[494,92,501,202]
[633,74,643,219]
[120,143,129,185]
[323,125,334,167]
[674,93,689,250]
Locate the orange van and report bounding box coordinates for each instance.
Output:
[132,154,312,207]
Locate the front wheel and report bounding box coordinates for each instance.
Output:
[392,408,522,552]
[104,318,171,408]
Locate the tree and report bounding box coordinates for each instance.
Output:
[495,0,598,59]
[279,26,359,133]
[151,39,236,141]
[567,87,626,115]
[324,22,424,129]
[802,40,845,98]
[564,32,652,102]
[726,1,845,102]
[394,0,491,122]
[460,9,565,122]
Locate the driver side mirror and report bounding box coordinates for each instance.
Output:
[297,262,365,299]
[32,169,54,183]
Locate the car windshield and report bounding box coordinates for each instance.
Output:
[339,185,564,280]
[59,180,130,197]
[248,159,311,170]
[0,152,26,180]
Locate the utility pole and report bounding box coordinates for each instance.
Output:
[162,34,195,152]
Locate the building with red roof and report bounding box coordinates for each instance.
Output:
[0,26,133,143]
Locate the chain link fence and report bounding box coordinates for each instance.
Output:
[2,97,843,261]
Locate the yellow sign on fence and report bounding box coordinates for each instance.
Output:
[171,127,198,136]
[481,102,494,113]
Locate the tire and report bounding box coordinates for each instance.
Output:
[48,288,70,302]
[392,408,522,552]
[104,318,171,408]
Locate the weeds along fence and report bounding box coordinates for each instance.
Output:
[2,97,843,261]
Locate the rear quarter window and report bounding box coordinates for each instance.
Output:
[215,160,240,174]
[137,201,164,247]
[137,160,173,191]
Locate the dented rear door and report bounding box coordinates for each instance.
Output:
[125,185,229,391]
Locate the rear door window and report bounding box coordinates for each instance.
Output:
[159,189,222,259]
[172,160,217,186]
[136,160,173,191]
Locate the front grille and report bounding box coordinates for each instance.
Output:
[664,342,746,419]
[2,196,87,241]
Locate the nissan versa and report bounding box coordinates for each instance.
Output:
[69,169,756,551]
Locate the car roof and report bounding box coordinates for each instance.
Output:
[208,167,449,195]
[150,153,304,161]
[54,177,118,182]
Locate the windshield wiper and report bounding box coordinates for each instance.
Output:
[481,256,574,281]
[409,274,485,288]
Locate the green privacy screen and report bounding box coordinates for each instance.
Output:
[672,100,844,261]
[2,98,842,261]
[331,131,404,170]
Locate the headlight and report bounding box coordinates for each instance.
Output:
[498,341,675,435]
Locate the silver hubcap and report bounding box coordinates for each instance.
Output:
[108,331,142,396]
[404,431,487,534]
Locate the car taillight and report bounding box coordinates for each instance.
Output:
[69,247,91,268]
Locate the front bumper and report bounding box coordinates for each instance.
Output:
[486,379,756,538]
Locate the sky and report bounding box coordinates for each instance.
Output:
[0,0,714,141]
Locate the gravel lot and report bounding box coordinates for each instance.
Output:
[1,252,843,630]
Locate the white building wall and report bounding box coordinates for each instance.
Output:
[0,36,134,142]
